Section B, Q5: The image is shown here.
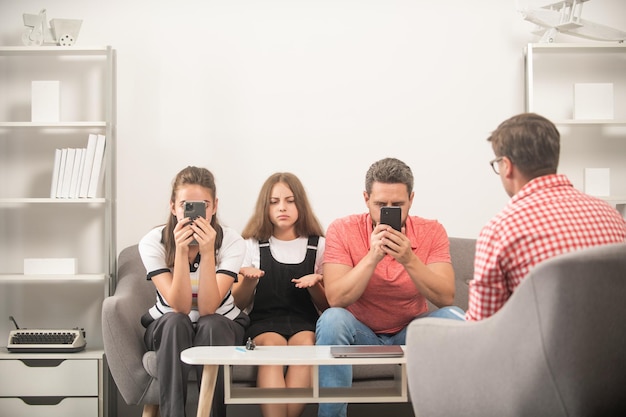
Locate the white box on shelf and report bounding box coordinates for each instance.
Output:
[31,80,60,122]
[584,168,610,197]
[23,258,77,275]
[573,83,614,120]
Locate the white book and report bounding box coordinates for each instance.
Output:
[69,148,84,198]
[60,148,76,198]
[50,149,62,198]
[79,133,98,198]
[87,134,106,198]
[56,148,68,198]
[74,147,87,198]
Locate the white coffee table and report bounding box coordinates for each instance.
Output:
[181,345,407,417]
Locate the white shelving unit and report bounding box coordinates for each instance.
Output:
[525,43,626,212]
[0,46,115,417]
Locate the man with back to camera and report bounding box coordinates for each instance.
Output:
[315,157,465,417]
[466,112,626,321]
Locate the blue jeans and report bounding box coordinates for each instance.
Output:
[315,306,465,417]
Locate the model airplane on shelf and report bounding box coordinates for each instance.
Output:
[22,9,82,46]
[518,0,626,43]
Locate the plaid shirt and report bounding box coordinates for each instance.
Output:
[466,174,626,321]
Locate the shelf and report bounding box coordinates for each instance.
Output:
[226,386,406,404]
[527,43,626,52]
[553,120,626,126]
[603,197,626,205]
[0,46,111,56]
[0,348,104,360]
[0,274,107,283]
[0,43,114,417]
[0,198,106,204]
[0,122,107,128]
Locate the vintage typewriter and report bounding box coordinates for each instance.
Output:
[6,316,86,353]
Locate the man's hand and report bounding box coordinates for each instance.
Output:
[370,224,393,261]
[380,226,413,265]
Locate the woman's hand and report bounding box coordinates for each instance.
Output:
[292,273,323,288]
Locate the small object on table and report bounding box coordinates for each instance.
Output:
[245,337,256,350]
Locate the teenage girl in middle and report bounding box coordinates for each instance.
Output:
[233,172,328,417]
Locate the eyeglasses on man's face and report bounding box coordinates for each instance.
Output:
[489,156,504,175]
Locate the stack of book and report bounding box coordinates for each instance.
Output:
[50,133,106,199]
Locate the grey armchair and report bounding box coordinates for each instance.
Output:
[102,244,160,417]
[406,242,626,417]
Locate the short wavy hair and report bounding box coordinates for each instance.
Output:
[365,157,414,196]
[488,113,560,179]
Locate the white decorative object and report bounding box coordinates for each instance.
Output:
[574,83,614,120]
[50,18,82,46]
[584,168,610,197]
[22,9,82,46]
[517,0,626,43]
[31,80,60,122]
[24,258,77,275]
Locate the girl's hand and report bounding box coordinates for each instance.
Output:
[240,266,265,280]
[190,216,216,255]
[173,217,195,249]
[292,273,323,289]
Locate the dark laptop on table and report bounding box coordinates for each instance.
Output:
[330,345,404,358]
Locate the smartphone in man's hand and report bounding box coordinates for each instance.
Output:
[380,206,401,232]
[184,201,206,245]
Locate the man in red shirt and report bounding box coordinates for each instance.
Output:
[316,157,464,417]
[466,113,626,321]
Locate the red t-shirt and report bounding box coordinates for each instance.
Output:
[324,213,451,334]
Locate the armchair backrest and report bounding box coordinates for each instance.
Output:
[406,242,626,417]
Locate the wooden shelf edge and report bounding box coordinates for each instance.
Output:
[554,120,626,126]
[0,348,105,359]
[226,386,406,404]
[0,198,106,204]
[528,42,626,51]
[0,46,110,54]
[0,274,107,283]
[0,122,107,127]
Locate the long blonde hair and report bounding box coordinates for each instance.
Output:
[241,172,324,241]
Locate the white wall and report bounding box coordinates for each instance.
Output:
[1,0,625,254]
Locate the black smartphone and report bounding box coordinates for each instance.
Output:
[184,201,206,245]
[380,206,401,232]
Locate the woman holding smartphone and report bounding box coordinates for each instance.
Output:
[139,166,249,417]
[233,172,328,417]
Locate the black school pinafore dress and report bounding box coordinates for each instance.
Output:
[246,236,321,340]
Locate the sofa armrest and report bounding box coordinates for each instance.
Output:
[102,245,155,405]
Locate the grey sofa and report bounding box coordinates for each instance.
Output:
[102,237,476,416]
[406,242,626,417]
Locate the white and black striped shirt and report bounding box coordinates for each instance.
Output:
[139,225,245,323]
